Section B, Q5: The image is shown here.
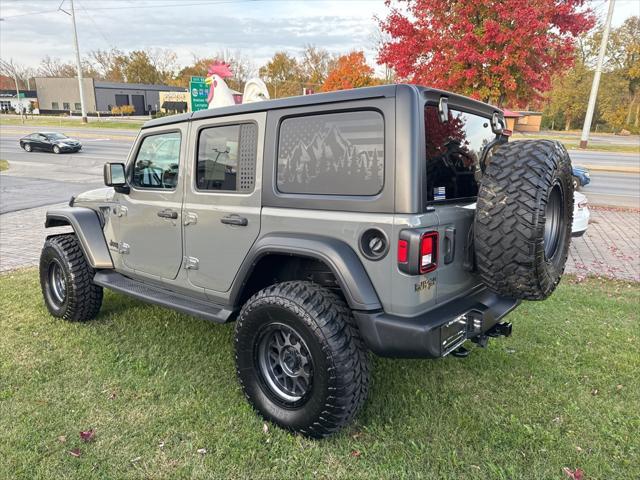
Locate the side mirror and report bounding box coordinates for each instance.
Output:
[103,162,130,194]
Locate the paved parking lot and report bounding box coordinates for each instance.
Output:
[1,203,638,282]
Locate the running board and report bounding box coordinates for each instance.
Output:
[93,271,233,323]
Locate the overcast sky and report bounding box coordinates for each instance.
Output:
[1,0,638,74]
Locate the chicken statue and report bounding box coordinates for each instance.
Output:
[205,61,270,109]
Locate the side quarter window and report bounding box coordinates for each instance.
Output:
[196,123,258,192]
[131,131,181,189]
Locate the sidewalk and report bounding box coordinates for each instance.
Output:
[1,204,638,282]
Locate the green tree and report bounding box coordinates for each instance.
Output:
[258,52,302,98]
[123,51,161,84]
[545,59,593,130]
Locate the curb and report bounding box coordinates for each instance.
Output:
[577,164,639,174]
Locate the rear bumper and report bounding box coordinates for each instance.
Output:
[353,287,520,358]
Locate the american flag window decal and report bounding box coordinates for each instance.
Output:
[277,110,384,196]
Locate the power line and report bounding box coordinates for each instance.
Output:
[0,0,257,18]
[77,0,116,48]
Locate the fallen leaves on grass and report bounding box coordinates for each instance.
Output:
[69,448,81,458]
[262,423,269,434]
[80,429,95,442]
[197,448,207,455]
[563,467,584,480]
[57,435,66,443]
[350,450,362,458]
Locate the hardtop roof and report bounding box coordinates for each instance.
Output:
[142,84,501,129]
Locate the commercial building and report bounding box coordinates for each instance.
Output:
[34,77,187,115]
[0,89,38,113]
[159,90,190,113]
[503,109,543,133]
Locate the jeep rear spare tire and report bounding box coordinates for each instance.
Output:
[474,140,573,300]
[234,281,370,438]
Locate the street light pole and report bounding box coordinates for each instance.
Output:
[69,0,87,123]
[580,0,615,149]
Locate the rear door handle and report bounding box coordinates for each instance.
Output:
[220,214,248,226]
[157,209,178,219]
[444,226,456,264]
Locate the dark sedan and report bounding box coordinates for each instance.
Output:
[19,132,82,154]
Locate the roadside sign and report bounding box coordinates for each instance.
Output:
[190,76,210,111]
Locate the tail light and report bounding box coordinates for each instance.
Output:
[398,229,439,275]
[420,232,438,273]
[397,239,409,263]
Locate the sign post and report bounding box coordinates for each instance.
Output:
[189,76,210,112]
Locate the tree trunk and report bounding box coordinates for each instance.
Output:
[565,116,572,131]
[635,102,639,128]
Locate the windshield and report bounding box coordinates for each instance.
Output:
[46,133,68,140]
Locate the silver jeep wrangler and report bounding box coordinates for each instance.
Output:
[40,85,573,438]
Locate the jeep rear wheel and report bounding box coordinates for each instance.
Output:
[474,140,573,300]
[40,234,103,321]
[235,281,370,438]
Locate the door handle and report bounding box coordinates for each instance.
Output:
[444,226,456,264]
[220,214,248,226]
[157,209,178,219]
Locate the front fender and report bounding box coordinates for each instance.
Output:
[231,233,382,311]
[45,207,114,269]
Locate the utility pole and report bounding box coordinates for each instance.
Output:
[580,0,615,149]
[69,0,87,123]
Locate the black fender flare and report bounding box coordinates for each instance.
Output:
[45,207,114,269]
[230,233,382,311]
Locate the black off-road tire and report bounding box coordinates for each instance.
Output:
[235,281,370,438]
[474,140,573,300]
[39,234,103,321]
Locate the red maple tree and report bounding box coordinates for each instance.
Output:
[321,51,378,92]
[378,0,594,107]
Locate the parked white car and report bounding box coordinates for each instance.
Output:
[572,191,590,237]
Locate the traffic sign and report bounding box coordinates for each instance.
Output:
[190,76,210,112]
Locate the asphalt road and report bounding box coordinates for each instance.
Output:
[0,125,638,212]
[0,126,133,213]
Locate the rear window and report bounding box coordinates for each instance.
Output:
[277,110,384,196]
[425,105,496,202]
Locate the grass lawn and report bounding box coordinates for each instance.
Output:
[0,116,144,130]
[1,271,638,479]
[0,159,8,172]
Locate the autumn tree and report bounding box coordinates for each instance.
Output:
[378,0,594,106]
[259,52,303,98]
[90,48,127,82]
[37,55,97,79]
[300,45,335,89]
[321,51,378,92]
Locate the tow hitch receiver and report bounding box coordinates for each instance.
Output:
[487,322,513,338]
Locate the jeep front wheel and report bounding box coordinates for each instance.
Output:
[40,234,103,321]
[235,281,370,438]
